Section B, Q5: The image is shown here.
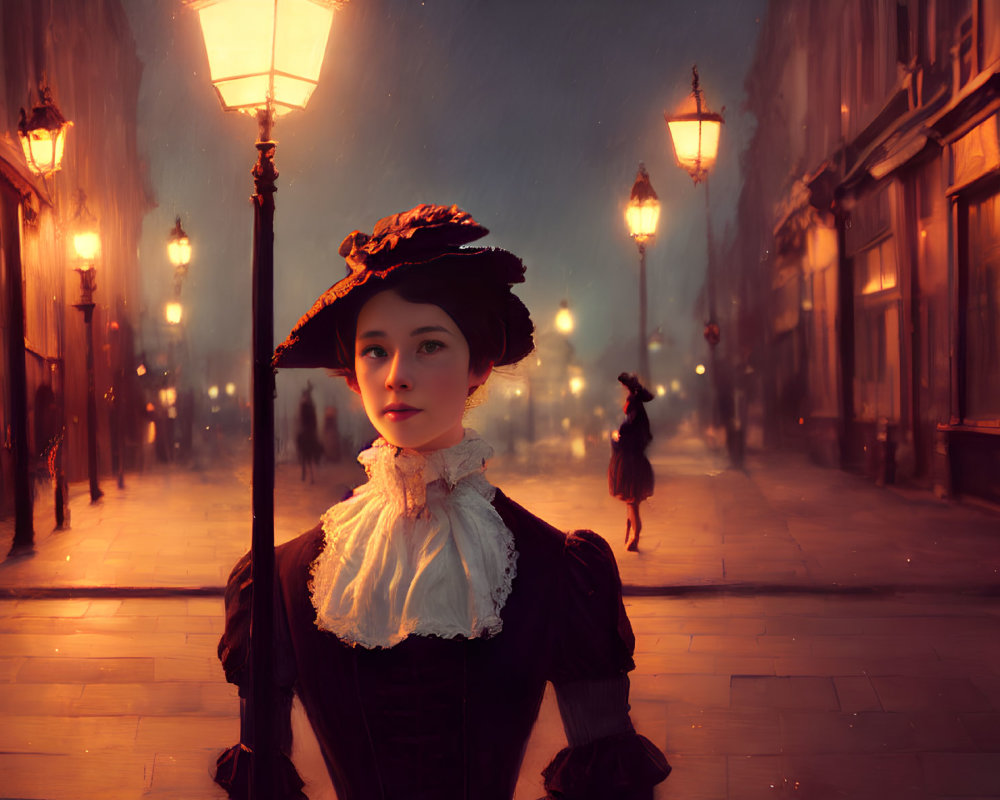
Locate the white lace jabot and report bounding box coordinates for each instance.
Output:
[309,430,518,649]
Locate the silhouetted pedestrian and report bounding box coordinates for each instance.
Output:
[609,372,655,552]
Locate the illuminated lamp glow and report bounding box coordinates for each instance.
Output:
[17,88,72,177]
[626,164,660,242]
[189,0,338,117]
[695,364,706,375]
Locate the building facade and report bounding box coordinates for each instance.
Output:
[0,1,151,526]
[729,0,1000,504]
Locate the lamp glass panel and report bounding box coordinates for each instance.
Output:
[198,0,274,85]
[626,200,660,238]
[270,74,315,114]
[274,0,334,83]
[213,76,272,111]
[20,129,57,175]
[74,231,101,262]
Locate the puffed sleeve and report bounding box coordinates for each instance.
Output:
[213,552,306,800]
[543,531,670,799]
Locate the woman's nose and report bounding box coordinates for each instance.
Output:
[385,354,412,390]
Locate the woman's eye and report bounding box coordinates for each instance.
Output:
[359,345,387,359]
[418,340,445,354]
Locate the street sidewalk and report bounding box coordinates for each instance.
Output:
[1,434,998,595]
[2,437,1000,799]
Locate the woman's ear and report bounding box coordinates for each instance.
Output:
[346,375,361,395]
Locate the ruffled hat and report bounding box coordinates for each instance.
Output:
[618,372,654,403]
[273,204,529,370]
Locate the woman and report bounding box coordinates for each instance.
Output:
[609,373,655,552]
[214,205,670,799]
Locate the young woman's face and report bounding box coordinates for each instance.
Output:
[351,289,491,452]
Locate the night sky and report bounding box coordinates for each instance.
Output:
[124,0,765,413]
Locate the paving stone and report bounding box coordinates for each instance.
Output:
[662,705,782,756]
[833,675,882,711]
[871,676,992,712]
[0,715,140,754]
[778,711,973,754]
[0,751,152,800]
[135,715,238,749]
[958,713,1000,750]
[629,673,731,707]
[145,749,229,798]
[654,754,726,800]
[0,682,84,714]
[730,675,840,711]
[75,681,238,716]
[920,752,1000,795]
[17,656,155,683]
[728,753,928,800]
[155,655,224,682]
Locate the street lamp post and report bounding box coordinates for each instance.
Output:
[167,216,192,298]
[8,87,73,555]
[71,197,104,504]
[188,1,339,795]
[625,164,660,385]
[665,65,723,424]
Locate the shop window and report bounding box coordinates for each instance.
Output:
[857,236,898,295]
[964,188,1000,420]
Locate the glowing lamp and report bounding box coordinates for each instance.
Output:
[208,385,221,399]
[555,300,574,335]
[695,364,707,375]
[665,65,723,185]
[625,164,660,243]
[165,302,184,325]
[17,87,72,177]
[225,382,237,396]
[188,0,338,117]
[569,375,585,396]
[168,217,192,268]
[73,232,100,264]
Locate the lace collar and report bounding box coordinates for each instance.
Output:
[309,430,518,649]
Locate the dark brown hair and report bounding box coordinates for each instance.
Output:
[330,258,534,383]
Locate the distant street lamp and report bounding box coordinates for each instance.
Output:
[665,65,723,424]
[555,299,574,335]
[188,1,339,795]
[165,301,184,327]
[625,163,660,384]
[167,216,192,297]
[17,86,72,178]
[71,192,104,504]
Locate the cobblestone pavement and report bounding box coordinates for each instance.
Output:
[1,436,998,798]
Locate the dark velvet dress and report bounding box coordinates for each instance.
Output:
[608,406,654,504]
[214,489,669,799]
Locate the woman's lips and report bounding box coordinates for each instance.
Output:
[383,407,421,422]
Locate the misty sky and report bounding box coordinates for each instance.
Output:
[124,0,766,407]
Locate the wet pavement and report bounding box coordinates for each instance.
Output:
[1,434,999,798]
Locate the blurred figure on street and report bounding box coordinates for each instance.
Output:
[295,381,323,482]
[609,372,655,552]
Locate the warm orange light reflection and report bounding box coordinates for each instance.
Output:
[191,0,337,116]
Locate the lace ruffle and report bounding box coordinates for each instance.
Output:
[309,431,518,649]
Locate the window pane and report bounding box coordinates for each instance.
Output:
[965,190,1000,419]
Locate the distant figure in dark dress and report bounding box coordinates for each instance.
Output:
[295,382,323,482]
[609,372,654,552]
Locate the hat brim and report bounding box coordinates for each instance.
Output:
[273,247,525,370]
